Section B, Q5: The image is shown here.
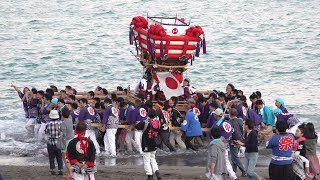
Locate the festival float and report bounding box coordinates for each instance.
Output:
[129,15,206,101]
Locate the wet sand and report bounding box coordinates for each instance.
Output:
[0,148,271,179]
[0,165,269,180]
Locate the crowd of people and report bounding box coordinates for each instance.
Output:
[11,82,320,180]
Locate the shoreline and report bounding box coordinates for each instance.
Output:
[0,165,269,180]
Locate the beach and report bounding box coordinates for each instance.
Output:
[0,144,273,180]
[1,0,319,179]
[0,165,269,180]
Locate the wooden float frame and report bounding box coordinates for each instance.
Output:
[91,123,274,136]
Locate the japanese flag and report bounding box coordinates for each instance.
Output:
[156,72,184,100]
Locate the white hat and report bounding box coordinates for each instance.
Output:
[214,108,224,117]
[49,110,59,119]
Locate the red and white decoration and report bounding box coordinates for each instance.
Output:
[153,72,183,83]
[162,110,171,121]
[193,107,201,116]
[87,107,95,116]
[222,122,232,133]
[139,108,147,117]
[156,72,184,100]
[111,107,119,117]
[130,16,206,59]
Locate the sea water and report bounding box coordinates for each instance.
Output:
[0,0,319,163]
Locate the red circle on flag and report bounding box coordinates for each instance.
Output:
[172,28,178,34]
[165,77,178,89]
[153,73,183,83]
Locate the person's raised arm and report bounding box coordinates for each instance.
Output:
[11,84,22,95]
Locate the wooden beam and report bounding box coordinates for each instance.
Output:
[91,123,210,132]
[144,63,189,69]
[92,123,273,136]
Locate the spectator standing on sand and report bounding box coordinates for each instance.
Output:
[206,126,228,180]
[292,123,311,180]
[303,123,320,178]
[211,108,237,180]
[236,119,264,180]
[60,107,75,179]
[45,110,63,175]
[229,108,246,177]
